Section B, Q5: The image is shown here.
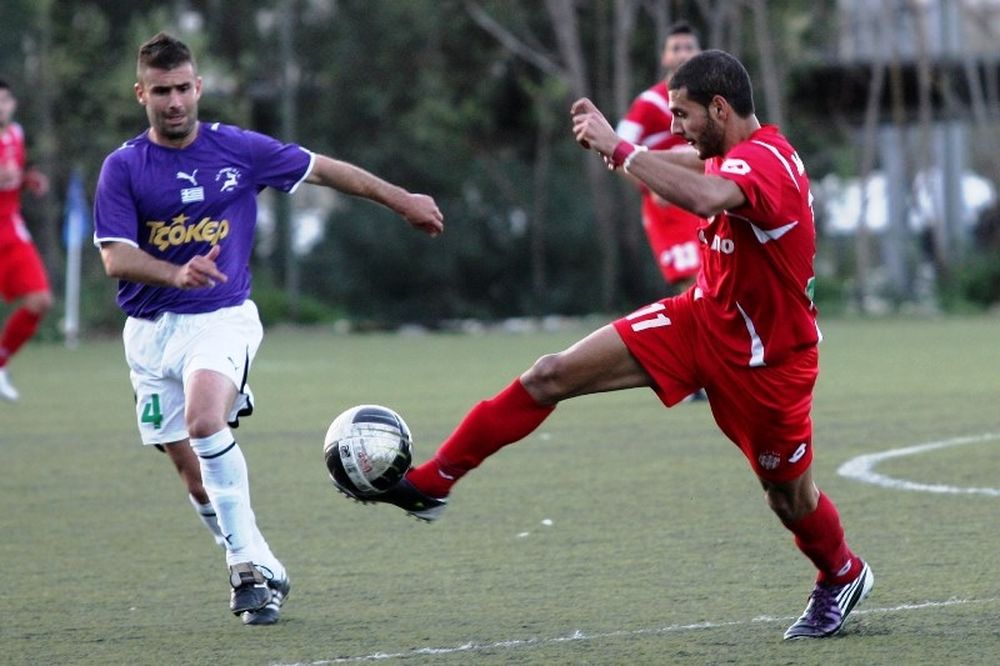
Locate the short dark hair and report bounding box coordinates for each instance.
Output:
[668,20,699,43]
[0,79,10,93]
[669,49,754,117]
[137,32,195,78]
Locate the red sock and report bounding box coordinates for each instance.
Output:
[0,307,42,368]
[786,492,860,585]
[407,378,555,497]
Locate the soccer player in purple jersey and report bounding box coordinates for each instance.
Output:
[93,32,443,625]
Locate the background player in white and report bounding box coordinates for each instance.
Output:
[616,21,704,290]
[93,33,443,625]
[347,50,872,641]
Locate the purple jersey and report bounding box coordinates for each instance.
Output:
[93,122,314,318]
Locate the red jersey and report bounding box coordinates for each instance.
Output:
[617,81,703,283]
[696,125,819,367]
[617,81,685,152]
[0,122,27,243]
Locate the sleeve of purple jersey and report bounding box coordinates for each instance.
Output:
[93,154,141,247]
[245,130,314,194]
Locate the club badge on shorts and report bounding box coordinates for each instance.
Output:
[758,451,781,471]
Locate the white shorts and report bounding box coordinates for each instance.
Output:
[123,300,263,445]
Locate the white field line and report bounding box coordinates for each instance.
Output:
[837,432,1000,496]
[273,597,996,665]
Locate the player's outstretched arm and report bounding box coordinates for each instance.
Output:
[100,242,228,289]
[571,97,743,218]
[649,147,704,173]
[622,151,744,218]
[305,155,444,236]
[618,147,704,191]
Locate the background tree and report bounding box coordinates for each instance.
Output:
[1,0,997,336]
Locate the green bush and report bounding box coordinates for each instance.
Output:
[954,256,1000,308]
[950,204,1000,309]
[251,281,344,327]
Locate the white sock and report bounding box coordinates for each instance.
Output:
[189,429,257,565]
[189,428,285,579]
[188,494,226,548]
[251,535,287,583]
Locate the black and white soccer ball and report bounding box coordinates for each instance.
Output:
[324,404,413,497]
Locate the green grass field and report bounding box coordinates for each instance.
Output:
[2,316,998,665]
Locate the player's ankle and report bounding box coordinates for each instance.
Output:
[405,460,454,498]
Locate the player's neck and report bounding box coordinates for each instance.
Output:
[148,121,200,149]
[724,115,763,154]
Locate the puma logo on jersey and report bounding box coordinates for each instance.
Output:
[176,169,199,186]
[176,170,205,204]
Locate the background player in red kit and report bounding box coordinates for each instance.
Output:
[0,79,52,403]
[616,21,704,288]
[341,50,874,641]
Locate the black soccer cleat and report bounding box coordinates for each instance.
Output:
[242,574,291,626]
[229,562,271,615]
[333,476,447,522]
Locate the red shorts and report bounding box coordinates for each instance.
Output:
[0,233,50,302]
[613,291,817,482]
[641,195,702,284]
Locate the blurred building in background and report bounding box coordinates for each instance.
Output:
[797,0,1000,309]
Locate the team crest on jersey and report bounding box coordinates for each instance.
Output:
[758,451,781,471]
[216,167,241,192]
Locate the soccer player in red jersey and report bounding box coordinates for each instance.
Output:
[343,50,873,640]
[0,79,52,402]
[616,21,704,288]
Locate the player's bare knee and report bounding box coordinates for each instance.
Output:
[522,353,570,404]
[186,415,226,439]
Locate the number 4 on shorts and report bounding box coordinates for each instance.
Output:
[141,393,163,429]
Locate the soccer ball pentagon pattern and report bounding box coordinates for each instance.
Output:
[324,404,413,496]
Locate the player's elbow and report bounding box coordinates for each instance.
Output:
[99,255,118,278]
[690,187,741,218]
[684,195,727,219]
[692,179,745,218]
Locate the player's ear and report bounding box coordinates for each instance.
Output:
[710,95,728,120]
[134,81,146,105]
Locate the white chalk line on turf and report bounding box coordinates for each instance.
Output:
[838,432,1000,496]
[273,597,995,665]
